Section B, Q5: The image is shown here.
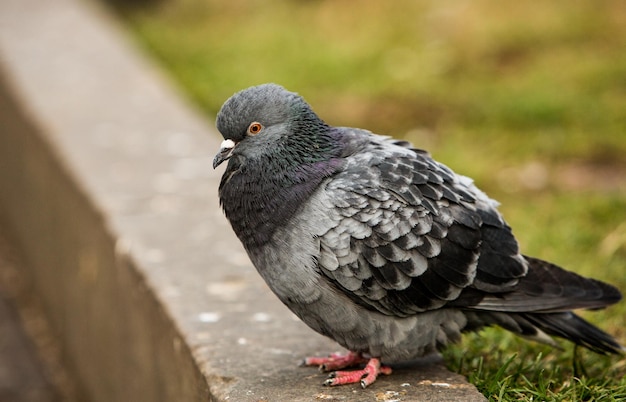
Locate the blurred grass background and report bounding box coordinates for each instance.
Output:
[105,0,625,399]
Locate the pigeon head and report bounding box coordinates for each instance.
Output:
[212,83,329,169]
[213,84,345,248]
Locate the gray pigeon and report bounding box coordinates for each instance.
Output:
[213,83,623,388]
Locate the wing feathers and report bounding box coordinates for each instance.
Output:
[317,135,621,325]
[318,139,518,314]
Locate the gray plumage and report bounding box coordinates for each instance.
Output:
[213,84,623,371]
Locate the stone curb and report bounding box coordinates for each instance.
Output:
[0,0,485,400]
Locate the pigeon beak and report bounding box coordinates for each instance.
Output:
[213,139,237,169]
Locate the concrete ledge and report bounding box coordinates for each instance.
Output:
[0,0,485,400]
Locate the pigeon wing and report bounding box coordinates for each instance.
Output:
[316,136,528,316]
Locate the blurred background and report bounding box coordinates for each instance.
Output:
[101,0,626,397]
[105,0,626,192]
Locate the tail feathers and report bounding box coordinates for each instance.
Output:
[465,311,625,355]
[521,312,625,355]
[459,255,624,354]
[453,256,622,313]
[448,257,622,313]
[517,256,623,311]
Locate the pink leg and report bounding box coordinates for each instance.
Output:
[324,357,392,388]
[302,351,368,371]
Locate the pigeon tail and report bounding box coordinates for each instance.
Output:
[521,312,625,355]
[453,256,622,314]
[458,255,623,354]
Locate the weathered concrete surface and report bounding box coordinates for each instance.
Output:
[0,273,58,402]
[0,291,56,402]
[0,0,486,400]
[0,227,71,402]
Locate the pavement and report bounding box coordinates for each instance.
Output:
[0,0,486,400]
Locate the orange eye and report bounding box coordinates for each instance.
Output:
[247,122,263,135]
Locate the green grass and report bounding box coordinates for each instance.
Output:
[107,0,626,399]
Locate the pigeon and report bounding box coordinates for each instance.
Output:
[212,83,624,388]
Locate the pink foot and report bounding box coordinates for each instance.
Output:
[302,352,391,388]
[324,358,392,388]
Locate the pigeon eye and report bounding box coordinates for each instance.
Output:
[247,122,263,135]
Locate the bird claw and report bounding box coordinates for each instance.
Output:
[320,357,391,388]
